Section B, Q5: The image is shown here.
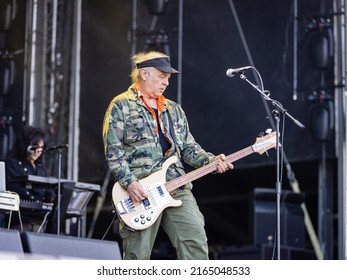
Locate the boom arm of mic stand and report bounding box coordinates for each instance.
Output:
[238,73,305,129]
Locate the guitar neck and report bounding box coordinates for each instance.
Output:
[166,146,254,193]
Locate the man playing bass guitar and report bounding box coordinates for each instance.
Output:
[102,51,233,260]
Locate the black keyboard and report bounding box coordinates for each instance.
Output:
[20,200,53,211]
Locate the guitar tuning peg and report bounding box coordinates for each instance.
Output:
[258,130,270,157]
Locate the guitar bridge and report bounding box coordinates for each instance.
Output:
[116,197,135,215]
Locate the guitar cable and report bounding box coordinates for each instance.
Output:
[101,210,118,240]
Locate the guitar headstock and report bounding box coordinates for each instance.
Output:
[252,130,279,155]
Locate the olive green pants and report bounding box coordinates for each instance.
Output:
[119,188,209,260]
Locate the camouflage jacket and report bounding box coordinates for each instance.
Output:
[102,84,215,189]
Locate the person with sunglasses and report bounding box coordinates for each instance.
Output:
[4,125,56,232]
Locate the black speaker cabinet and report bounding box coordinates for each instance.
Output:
[21,232,122,259]
[261,244,316,260]
[251,188,306,248]
[0,228,24,256]
[218,245,261,260]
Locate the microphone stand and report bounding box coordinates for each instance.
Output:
[46,144,68,235]
[237,70,304,260]
[56,147,62,235]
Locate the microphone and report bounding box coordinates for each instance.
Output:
[226,66,252,77]
[45,144,69,152]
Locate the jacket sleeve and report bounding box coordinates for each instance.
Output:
[102,99,137,189]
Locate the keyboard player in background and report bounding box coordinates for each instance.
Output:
[4,125,57,233]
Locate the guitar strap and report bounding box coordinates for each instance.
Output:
[166,109,181,159]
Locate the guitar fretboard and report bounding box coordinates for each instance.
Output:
[166,146,254,192]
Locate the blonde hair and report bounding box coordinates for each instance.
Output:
[130,51,169,84]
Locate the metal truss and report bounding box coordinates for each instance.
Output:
[23,0,80,180]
